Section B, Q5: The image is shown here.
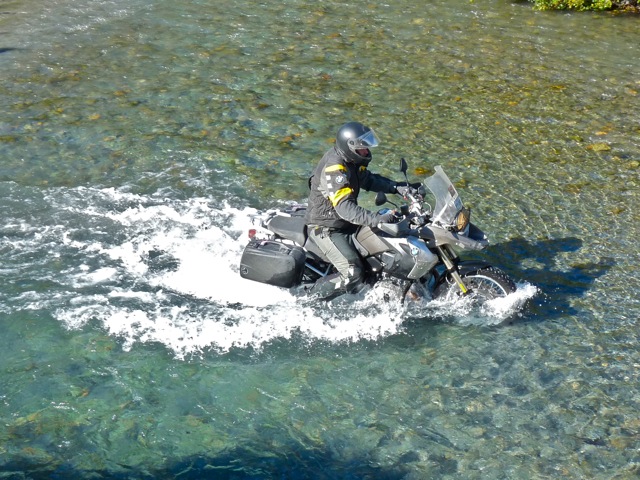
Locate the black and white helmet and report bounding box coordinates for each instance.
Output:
[335,121,380,165]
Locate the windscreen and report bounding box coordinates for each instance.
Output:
[424,166,465,226]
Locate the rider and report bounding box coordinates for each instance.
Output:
[305,121,418,298]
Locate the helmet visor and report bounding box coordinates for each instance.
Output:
[351,129,380,149]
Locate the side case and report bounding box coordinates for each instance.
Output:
[239,240,306,288]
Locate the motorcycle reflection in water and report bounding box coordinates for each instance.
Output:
[239,159,516,305]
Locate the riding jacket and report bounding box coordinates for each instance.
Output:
[306,146,398,230]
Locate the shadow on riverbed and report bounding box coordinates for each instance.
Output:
[484,236,614,323]
[161,449,424,480]
[1,445,429,480]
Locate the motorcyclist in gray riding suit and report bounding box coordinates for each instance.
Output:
[305,121,419,298]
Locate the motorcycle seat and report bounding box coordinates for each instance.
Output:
[267,212,308,247]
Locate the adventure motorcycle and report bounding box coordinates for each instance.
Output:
[239,159,516,303]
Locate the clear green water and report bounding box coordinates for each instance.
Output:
[1,0,639,478]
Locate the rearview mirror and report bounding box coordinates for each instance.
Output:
[399,157,408,176]
[375,191,388,206]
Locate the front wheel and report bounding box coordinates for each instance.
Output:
[433,266,516,302]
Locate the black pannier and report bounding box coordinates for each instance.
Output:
[239,240,306,288]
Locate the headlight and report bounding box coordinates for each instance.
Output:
[454,207,471,232]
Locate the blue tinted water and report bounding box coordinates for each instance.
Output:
[1,0,639,478]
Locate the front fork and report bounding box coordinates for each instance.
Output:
[436,245,470,296]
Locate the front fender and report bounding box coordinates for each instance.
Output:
[457,261,492,276]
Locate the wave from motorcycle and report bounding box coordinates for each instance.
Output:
[239,159,517,305]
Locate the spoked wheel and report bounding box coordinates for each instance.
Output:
[433,266,516,302]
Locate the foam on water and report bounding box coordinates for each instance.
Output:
[6,186,536,357]
[420,282,539,326]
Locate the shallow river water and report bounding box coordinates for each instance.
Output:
[1,0,639,478]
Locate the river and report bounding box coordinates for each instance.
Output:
[1,0,639,478]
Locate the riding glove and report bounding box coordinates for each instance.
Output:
[395,182,422,196]
[377,212,397,224]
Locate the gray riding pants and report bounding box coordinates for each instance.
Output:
[308,226,364,293]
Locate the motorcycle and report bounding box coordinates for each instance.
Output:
[239,159,516,303]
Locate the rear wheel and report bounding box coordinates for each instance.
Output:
[433,266,516,302]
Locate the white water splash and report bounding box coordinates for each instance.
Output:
[480,283,539,323]
[39,188,408,357]
[415,282,539,326]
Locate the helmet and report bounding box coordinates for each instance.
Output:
[335,122,380,165]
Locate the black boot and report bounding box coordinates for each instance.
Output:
[307,273,345,300]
